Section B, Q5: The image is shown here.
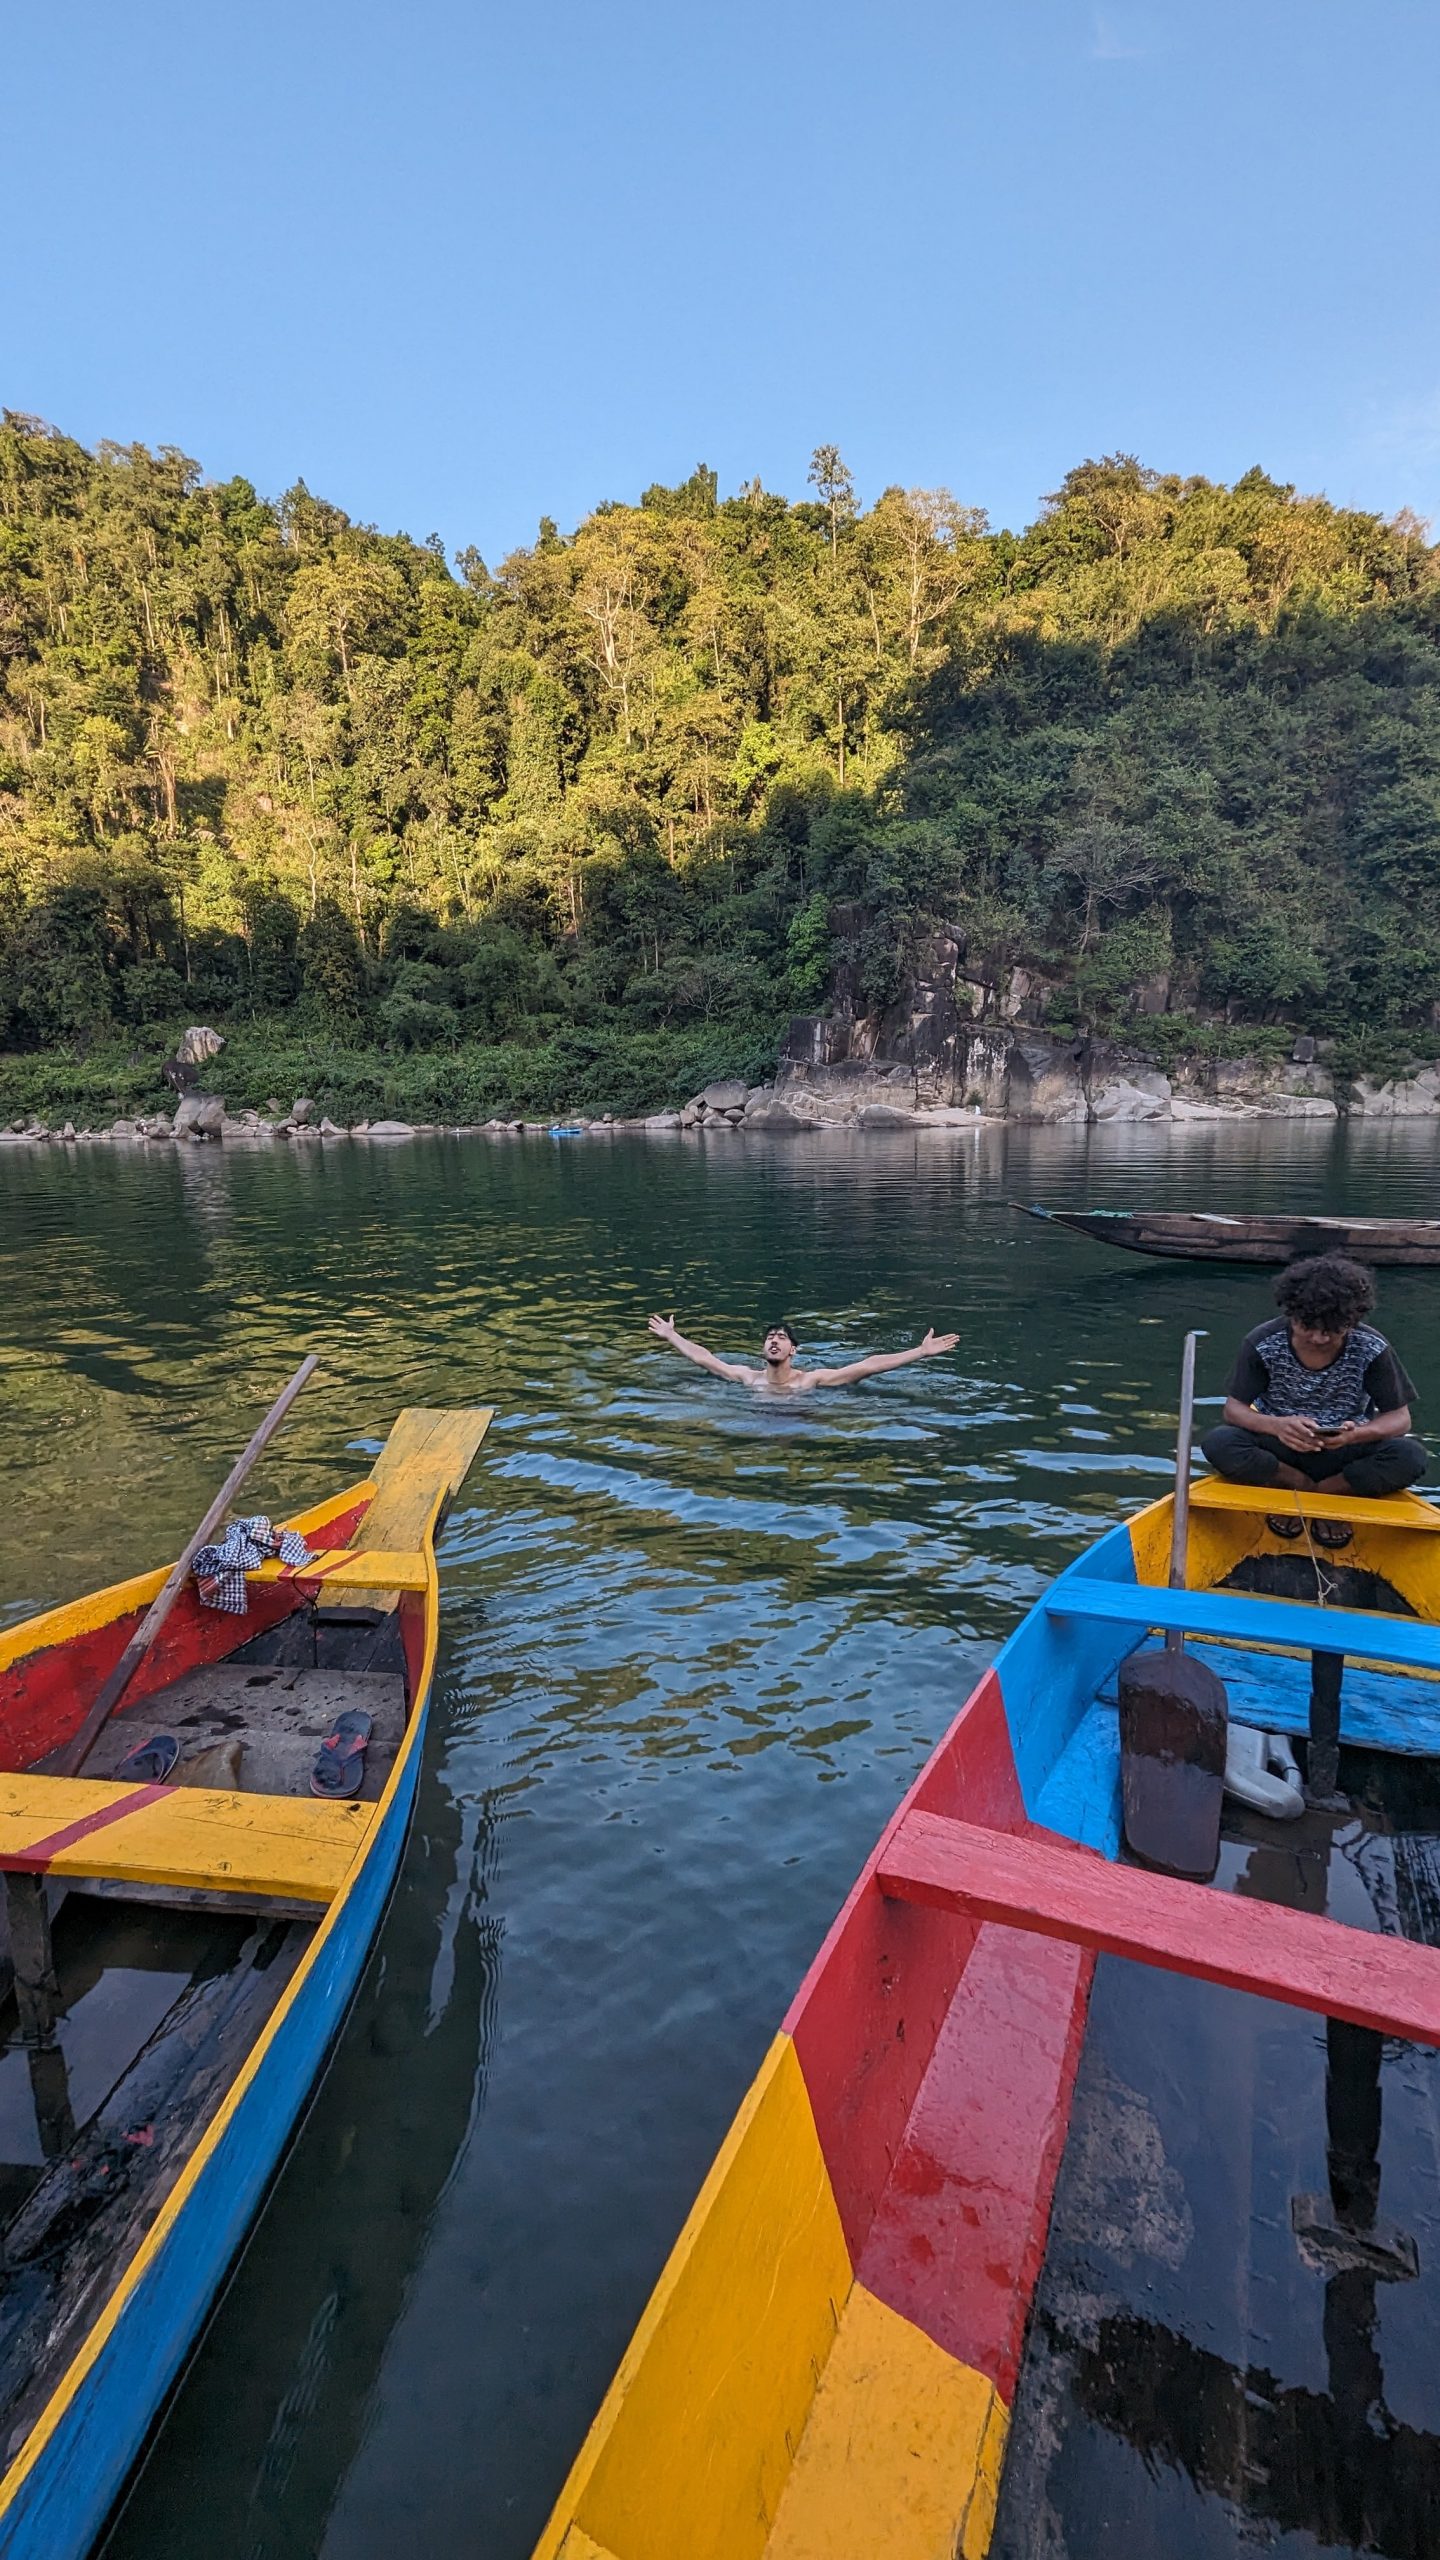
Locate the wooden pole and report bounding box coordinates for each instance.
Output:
[48,1353,320,1782]
[1308,1648,1345,1805]
[1164,1329,1205,1653]
[6,1876,64,2050]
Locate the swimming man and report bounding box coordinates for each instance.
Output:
[647,1315,959,1393]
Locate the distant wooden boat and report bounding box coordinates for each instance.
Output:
[1013,1203,1440,1266]
[0,1404,491,2560]
[532,1474,1440,2560]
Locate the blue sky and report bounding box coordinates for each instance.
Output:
[7,0,1438,561]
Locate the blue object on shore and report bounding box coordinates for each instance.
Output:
[548,1124,584,1139]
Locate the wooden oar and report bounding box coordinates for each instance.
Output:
[1118,1329,1230,1881]
[48,1352,320,1781]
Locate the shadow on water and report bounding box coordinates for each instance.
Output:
[0,1117,1436,2555]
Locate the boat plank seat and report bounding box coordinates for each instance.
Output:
[1188,1480,1440,1531]
[253,1547,432,1594]
[1044,1576,1440,1672]
[0,1773,370,1902]
[877,1812,1440,2045]
[328,1407,493,1609]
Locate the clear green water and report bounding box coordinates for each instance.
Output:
[2,1119,1437,2559]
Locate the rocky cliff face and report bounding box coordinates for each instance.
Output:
[774,1020,1351,1124]
[768,924,1438,1125]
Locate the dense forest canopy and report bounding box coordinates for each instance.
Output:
[2,411,1438,1087]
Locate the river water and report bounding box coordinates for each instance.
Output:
[1,1117,1437,2559]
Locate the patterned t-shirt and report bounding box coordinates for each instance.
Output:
[1227,1320,1414,1430]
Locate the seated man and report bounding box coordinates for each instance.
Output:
[1201,1252,1426,1522]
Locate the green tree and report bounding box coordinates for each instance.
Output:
[808,445,857,564]
[1,415,1438,1075]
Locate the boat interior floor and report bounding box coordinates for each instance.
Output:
[1036,1625,1440,1853]
[85,1662,408,1803]
[994,1752,1440,2559]
[0,1896,307,2467]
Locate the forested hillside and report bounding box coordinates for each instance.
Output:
[2,411,1438,1112]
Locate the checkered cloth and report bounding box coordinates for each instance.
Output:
[192,1515,315,1613]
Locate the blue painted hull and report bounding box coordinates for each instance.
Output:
[1,1700,426,2560]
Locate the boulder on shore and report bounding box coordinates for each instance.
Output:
[744,1101,808,1132]
[644,1110,682,1130]
[700,1080,748,1113]
[174,1093,226,1137]
[176,1026,225,1068]
[365,1119,416,1138]
[1089,1073,1172,1123]
[291,1097,315,1125]
[1170,1095,1254,1122]
[857,1103,919,1129]
[1349,1067,1440,1118]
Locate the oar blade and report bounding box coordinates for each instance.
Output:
[1119,1647,1228,1881]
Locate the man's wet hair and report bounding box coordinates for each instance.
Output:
[1273,1252,1376,1331]
[765,1321,798,1349]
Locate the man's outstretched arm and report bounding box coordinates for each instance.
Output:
[805,1328,960,1388]
[648,1314,758,1383]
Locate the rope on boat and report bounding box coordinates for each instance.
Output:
[1295,1495,1338,1609]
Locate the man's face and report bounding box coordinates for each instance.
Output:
[1291,1316,1349,1358]
[763,1327,795,1366]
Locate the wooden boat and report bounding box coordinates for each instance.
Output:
[533,1473,1440,2560]
[0,1404,490,2560]
[1013,1203,1440,1266]
[103,1669,500,2555]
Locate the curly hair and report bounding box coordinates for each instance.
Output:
[1273,1252,1376,1330]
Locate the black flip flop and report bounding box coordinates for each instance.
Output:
[113,1732,180,1783]
[1266,1515,1305,1541]
[311,1709,373,1799]
[1312,1518,1354,1551]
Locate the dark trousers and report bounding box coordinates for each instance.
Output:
[1201,1423,1428,1499]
